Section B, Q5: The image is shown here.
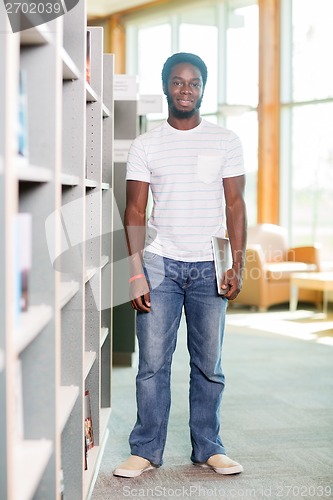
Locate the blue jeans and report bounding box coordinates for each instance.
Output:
[129,252,228,466]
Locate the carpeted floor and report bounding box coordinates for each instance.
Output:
[91,305,333,500]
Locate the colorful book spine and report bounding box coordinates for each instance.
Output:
[84,389,94,451]
[13,213,32,322]
[86,30,91,85]
[18,69,29,162]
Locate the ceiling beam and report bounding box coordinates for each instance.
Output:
[87,0,170,21]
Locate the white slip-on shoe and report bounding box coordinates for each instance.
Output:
[113,455,156,478]
[195,454,243,475]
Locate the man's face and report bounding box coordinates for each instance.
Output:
[164,62,204,119]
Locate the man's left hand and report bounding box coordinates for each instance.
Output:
[221,267,243,300]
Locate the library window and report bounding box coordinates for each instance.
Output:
[281,0,333,265]
[224,2,258,226]
[125,0,259,226]
[137,23,171,96]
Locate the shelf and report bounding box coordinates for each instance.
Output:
[61,48,81,81]
[100,255,109,269]
[15,305,53,355]
[86,83,99,103]
[102,104,111,118]
[13,439,53,500]
[85,257,107,283]
[61,173,80,186]
[100,327,109,347]
[59,385,80,432]
[20,26,52,46]
[2,20,114,499]
[84,351,97,379]
[85,267,98,283]
[84,427,109,500]
[85,178,98,189]
[60,281,80,309]
[16,163,53,183]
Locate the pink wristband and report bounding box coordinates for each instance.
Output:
[129,273,145,283]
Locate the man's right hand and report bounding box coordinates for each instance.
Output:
[129,276,151,312]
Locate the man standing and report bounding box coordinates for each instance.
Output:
[113,52,247,478]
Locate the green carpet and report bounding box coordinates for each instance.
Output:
[91,307,333,499]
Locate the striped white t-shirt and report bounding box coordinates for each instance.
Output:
[126,118,245,262]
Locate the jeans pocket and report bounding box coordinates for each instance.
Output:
[143,251,158,263]
[143,252,165,290]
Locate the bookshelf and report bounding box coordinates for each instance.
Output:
[0,3,113,499]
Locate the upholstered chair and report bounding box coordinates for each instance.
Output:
[233,224,321,311]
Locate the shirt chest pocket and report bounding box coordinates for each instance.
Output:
[197,155,224,184]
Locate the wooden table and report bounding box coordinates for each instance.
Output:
[290,272,333,316]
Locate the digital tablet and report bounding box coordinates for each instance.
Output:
[211,236,232,295]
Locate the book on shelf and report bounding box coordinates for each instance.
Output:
[17,68,29,164]
[84,389,94,451]
[60,469,65,499]
[211,236,232,295]
[18,213,32,312]
[84,434,88,470]
[13,213,32,321]
[86,30,91,85]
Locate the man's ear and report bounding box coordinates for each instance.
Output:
[162,84,167,95]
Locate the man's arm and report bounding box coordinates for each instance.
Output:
[222,174,247,300]
[124,180,151,312]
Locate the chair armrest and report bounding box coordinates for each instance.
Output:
[245,245,266,268]
[287,244,321,269]
[243,245,266,285]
